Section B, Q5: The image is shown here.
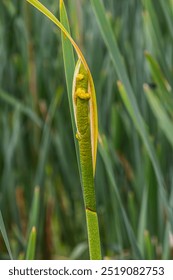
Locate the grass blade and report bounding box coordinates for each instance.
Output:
[159,0,173,40]
[98,138,142,259]
[142,0,172,85]
[34,90,62,187]
[137,183,148,255]
[59,0,81,178]
[25,227,37,260]
[0,211,13,259]
[144,52,171,94]
[144,84,173,148]
[27,186,40,236]
[0,89,42,127]
[145,52,173,116]
[90,0,167,206]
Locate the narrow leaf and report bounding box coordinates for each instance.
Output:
[25,227,37,260]
[0,211,13,259]
[144,84,173,148]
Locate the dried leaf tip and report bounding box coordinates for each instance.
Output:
[117,80,123,88]
[60,0,64,9]
[32,227,36,233]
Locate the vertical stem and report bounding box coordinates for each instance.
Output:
[75,64,102,260]
[23,1,38,108]
[77,101,102,260]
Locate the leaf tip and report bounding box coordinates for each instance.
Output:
[117,80,123,89]
[143,83,150,92]
[32,226,36,234]
[60,0,64,9]
[35,185,40,193]
[144,50,150,58]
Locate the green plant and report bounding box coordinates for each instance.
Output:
[1,0,173,260]
[26,0,101,260]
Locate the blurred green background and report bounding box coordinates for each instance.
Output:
[0,0,173,260]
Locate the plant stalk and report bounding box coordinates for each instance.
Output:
[75,63,102,260]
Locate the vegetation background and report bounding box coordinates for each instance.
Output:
[0,0,173,260]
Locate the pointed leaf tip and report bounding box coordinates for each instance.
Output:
[143,83,150,91]
[60,0,63,9]
[32,226,36,233]
[117,80,123,89]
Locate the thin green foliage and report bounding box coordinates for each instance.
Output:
[0,211,13,259]
[144,84,173,148]
[27,187,40,237]
[0,0,173,260]
[98,138,142,259]
[25,227,37,260]
[90,0,167,208]
[0,89,42,128]
[59,0,81,181]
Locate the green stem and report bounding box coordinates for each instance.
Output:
[75,64,102,260]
